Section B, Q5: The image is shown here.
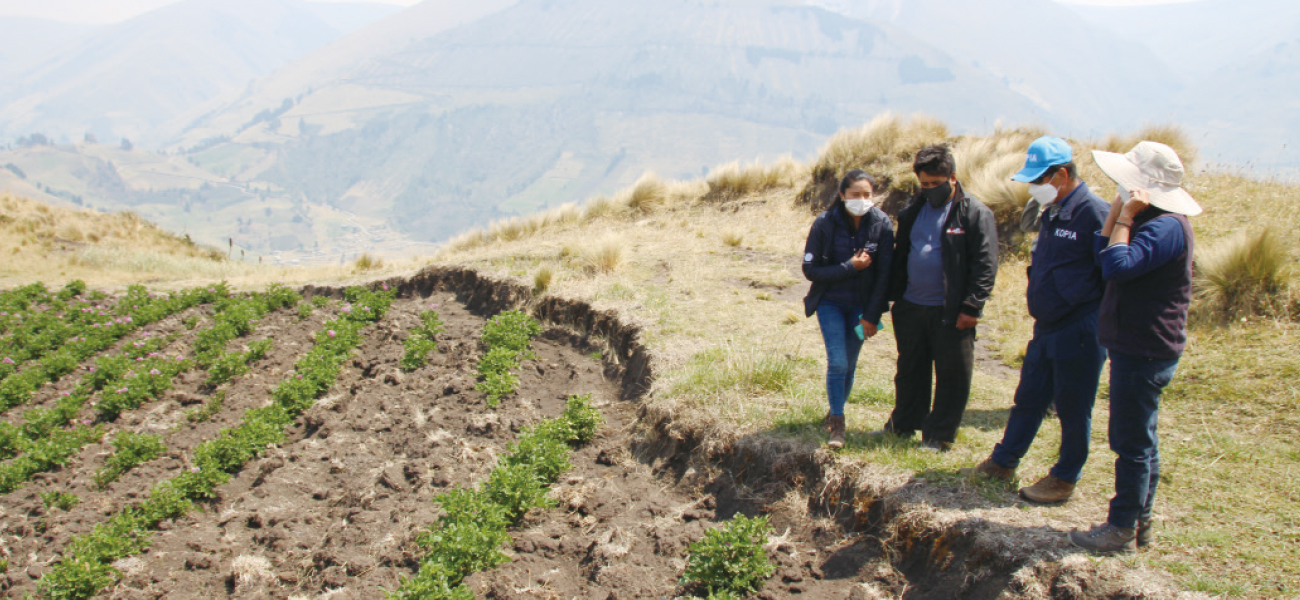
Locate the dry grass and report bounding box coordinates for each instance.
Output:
[797,113,950,210]
[563,237,624,275]
[1194,228,1295,321]
[705,157,805,201]
[352,253,384,272]
[1093,124,1199,168]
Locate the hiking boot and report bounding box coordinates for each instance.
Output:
[823,411,833,432]
[1137,518,1153,548]
[827,415,846,449]
[1019,474,1075,504]
[1069,522,1136,555]
[960,457,1015,482]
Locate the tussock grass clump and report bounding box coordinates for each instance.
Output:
[798,113,949,210]
[533,266,554,296]
[352,253,383,272]
[1195,228,1295,321]
[704,157,803,201]
[624,172,669,214]
[563,238,623,275]
[1095,124,1197,167]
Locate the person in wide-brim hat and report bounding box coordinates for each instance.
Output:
[1091,141,1202,216]
[1070,140,1198,556]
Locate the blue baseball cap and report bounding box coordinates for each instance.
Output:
[1011,136,1073,182]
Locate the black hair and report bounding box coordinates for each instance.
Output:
[1036,161,1078,183]
[838,169,878,198]
[913,145,955,178]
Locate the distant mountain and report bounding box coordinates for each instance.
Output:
[300,2,403,34]
[1063,0,1300,171]
[0,17,95,78]
[182,0,1050,244]
[0,0,393,146]
[1064,0,1300,82]
[809,0,1182,136]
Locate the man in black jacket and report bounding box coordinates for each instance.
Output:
[883,145,999,451]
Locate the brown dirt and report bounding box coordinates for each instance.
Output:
[0,268,1167,599]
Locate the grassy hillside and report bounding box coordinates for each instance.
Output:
[0,194,420,290]
[434,115,1300,597]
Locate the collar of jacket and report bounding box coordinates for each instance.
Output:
[1046,181,1091,223]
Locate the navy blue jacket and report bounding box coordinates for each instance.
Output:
[802,204,894,323]
[1026,182,1110,331]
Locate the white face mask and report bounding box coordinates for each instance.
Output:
[1028,182,1059,205]
[845,198,873,216]
[1117,185,1131,202]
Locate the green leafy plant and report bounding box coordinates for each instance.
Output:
[40,491,80,512]
[94,432,166,489]
[185,390,225,423]
[680,514,776,597]
[481,310,541,354]
[562,394,603,445]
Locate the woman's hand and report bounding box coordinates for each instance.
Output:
[1122,188,1150,221]
[851,249,872,271]
[859,319,878,339]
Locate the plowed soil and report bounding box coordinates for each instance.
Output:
[0,291,885,600]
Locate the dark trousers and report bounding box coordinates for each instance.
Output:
[1106,349,1178,529]
[991,311,1106,483]
[887,299,975,444]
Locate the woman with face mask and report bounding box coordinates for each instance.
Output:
[801,170,895,449]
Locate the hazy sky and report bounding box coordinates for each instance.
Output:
[0,0,421,23]
[0,0,1191,24]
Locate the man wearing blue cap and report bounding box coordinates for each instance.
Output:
[962,136,1109,504]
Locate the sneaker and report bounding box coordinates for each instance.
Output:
[827,415,846,450]
[1137,518,1153,548]
[959,457,1015,482]
[918,439,951,453]
[1019,474,1075,504]
[1069,522,1136,555]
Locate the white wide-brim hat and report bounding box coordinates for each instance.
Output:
[1091,141,1202,217]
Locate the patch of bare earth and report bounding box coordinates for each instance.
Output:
[0,269,1192,599]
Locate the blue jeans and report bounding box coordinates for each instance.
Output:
[991,312,1106,483]
[817,300,864,417]
[1107,349,1179,529]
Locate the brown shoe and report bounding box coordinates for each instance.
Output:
[960,457,1015,482]
[1069,522,1136,555]
[827,415,846,449]
[822,411,833,432]
[1019,474,1075,504]
[1137,517,1153,548]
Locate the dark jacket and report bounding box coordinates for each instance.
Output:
[1097,212,1194,359]
[889,184,999,325]
[802,203,895,323]
[1026,182,1109,331]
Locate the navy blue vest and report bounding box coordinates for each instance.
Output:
[1098,214,1194,359]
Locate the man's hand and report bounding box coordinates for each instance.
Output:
[860,319,878,339]
[851,249,872,271]
[956,313,979,330]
